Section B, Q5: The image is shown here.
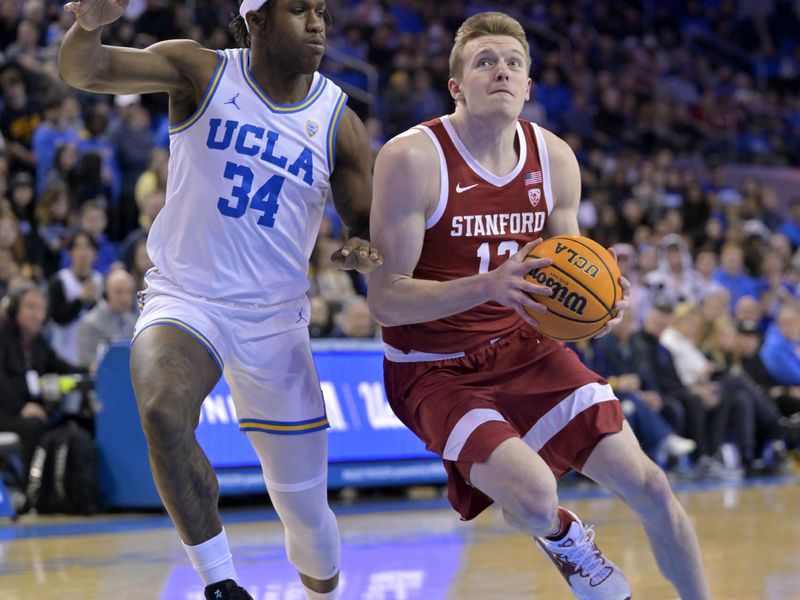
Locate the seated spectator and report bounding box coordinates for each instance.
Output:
[704,316,796,468]
[43,141,80,191]
[308,295,332,339]
[76,269,137,370]
[0,248,20,300]
[777,196,800,249]
[329,296,377,339]
[568,318,696,464]
[761,302,800,387]
[738,319,800,420]
[133,147,168,211]
[610,243,649,323]
[0,63,39,176]
[579,312,696,464]
[758,251,796,321]
[48,230,103,364]
[125,237,154,293]
[0,209,21,260]
[0,285,84,482]
[78,104,121,204]
[734,295,767,333]
[712,242,761,309]
[32,94,80,195]
[60,200,118,274]
[34,181,74,278]
[694,246,719,288]
[631,299,737,478]
[8,171,35,235]
[699,286,732,340]
[310,237,356,304]
[119,189,164,267]
[643,233,709,308]
[662,302,786,473]
[72,151,114,207]
[660,303,720,387]
[108,94,155,234]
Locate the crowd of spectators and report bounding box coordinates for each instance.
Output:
[0,0,798,486]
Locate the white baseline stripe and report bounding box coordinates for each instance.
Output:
[522,382,616,452]
[444,408,506,461]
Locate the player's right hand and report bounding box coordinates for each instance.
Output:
[64,0,128,31]
[484,239,553,327]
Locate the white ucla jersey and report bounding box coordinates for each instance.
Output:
[148,47,348,305]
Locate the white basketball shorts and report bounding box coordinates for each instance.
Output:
[133,269,327,435]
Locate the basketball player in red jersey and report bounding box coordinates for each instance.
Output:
[368,12,710,600]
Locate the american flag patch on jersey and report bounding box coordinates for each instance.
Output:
[524,171,543,186]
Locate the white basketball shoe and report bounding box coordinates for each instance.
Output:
[535,509,632,600]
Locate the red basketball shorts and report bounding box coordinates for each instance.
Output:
[383,328,624,520]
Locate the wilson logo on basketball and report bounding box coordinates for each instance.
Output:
[523,235,620,341]
[555,242,600,278]
[529,269,588,316]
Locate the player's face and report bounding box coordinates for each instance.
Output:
[451,35,531,120]
[262,0,328,73]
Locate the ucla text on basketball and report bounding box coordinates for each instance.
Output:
[554,242,601,278]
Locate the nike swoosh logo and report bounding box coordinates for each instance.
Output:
[456,183,479,193]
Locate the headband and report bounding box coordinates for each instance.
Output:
[239,0,268,32]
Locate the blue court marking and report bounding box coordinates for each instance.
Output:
[1,474,795,541]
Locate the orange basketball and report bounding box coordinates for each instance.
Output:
[523,235,621,341]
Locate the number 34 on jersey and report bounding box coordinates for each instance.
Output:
[207,117,317,228]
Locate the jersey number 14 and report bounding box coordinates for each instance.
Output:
[217,161,284,227]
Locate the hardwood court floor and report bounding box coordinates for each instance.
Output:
[1,478,799,599]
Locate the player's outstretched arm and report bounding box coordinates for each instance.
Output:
[329,107,382,273]
[60,0,210,96]
[367,130,553,328]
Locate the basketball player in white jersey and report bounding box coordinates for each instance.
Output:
[368,12,710,600]
[59,1,381,599]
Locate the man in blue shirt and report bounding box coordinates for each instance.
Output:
[712,242,761,309]
[761,303,800,385]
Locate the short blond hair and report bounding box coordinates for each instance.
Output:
[673,301,701,323]
[449,12,531,79]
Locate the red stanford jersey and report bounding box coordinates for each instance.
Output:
[383,115,554,355]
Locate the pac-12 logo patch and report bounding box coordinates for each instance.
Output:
[306,120,319,138]
[528,188,541,207]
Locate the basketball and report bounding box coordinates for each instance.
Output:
[523,235,621,341]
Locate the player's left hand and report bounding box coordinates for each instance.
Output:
[594,246,631,339]
[330,237,383,274]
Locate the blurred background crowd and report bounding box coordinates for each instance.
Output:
[0,0,799,486]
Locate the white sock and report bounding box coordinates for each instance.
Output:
[304,586,340,600]
[182,528,238,586]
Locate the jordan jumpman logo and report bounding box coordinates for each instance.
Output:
[225,93,241,110]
